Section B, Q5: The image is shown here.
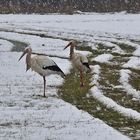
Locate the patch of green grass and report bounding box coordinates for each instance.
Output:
[58,68,140,139]
[77,43,105,57]
[112,42,136,53]
[10,40,28,52]
[129,72,140,91]
[59,70,92,102]
[99,64,140,112]
[97,43,134,57]
[97,43,114,53]
[111,56,130,65]
[0,37,28,52]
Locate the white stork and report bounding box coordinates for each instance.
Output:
[64,40,90,87]
[19,47,65,97]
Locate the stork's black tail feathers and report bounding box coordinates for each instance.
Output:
[43,62,65,78]
[82,62,90,70]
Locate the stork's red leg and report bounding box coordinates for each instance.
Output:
[80,70,84,87]
[43,76,46,97]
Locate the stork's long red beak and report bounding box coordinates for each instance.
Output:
[63,42,72,50]
[18,51,26,61]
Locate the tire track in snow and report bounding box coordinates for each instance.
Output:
[90,65,140,120]
[83,36,140,139]
[120,69,140,100]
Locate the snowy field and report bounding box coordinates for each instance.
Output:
[0,12,140,139]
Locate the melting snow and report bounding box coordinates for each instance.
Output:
[123,57,140,69]
[93,54,114,63]
[90,65,140,121]
[120,69,140,99]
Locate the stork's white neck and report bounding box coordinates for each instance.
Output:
[70,46,74,60]
[26,50,32,71]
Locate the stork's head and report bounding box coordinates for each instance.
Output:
[63,40,76,50]
[18,47,32,61]
[18,47,32,71]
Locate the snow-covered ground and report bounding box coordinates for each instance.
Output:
[0,12,140,35]
[92,54,114,63]
[1,12,140,139]
[0,32,130,140]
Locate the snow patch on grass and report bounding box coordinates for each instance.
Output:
[90,65,140,121]
[92,54,114,63]
[120,69,140,99]
[123,57,140,69]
